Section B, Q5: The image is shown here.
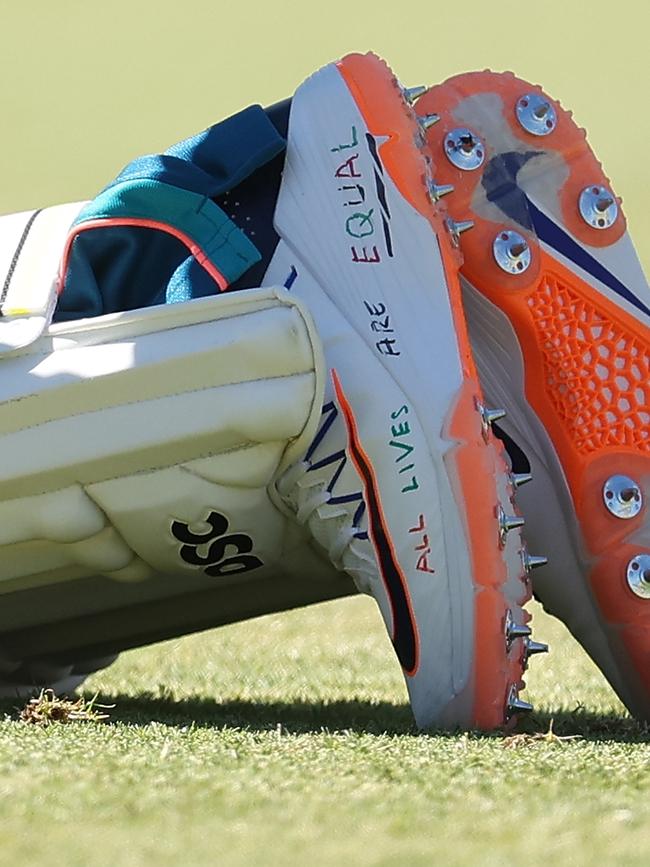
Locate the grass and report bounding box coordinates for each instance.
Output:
[0,597,649,867]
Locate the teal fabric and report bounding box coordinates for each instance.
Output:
[72,179,260,287]
[54,105,286,321]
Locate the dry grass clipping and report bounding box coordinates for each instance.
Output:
[19,689,113,726]
[503,718,583,749]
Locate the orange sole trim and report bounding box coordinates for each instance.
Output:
[337,54,532,728]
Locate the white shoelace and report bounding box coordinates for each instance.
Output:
[277,460,371,573]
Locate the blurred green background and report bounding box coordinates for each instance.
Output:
[1,0,648,271]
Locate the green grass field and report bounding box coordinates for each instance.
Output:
[1,2,648,864]
[1,598,648,867]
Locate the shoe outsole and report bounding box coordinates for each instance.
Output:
[417,70,650,715]
[337,55,542,728]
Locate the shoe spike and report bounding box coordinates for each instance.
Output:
[511,472,533,489]
[525,638,549,657]
[428,181,455,202]
[403,85,427,103]
[418,113,440,131]
[510,241,528,258]
[478,403,506,440]
[516,93,557,136]
[579,185,618,229]
[522,552,548,572]
[499,508,525,535]
[482,406,506,426]
[596,195,615,213]
[446,217,475,247]
[505,608,532,649]
[508,623,532,641]
[506,685,533,716]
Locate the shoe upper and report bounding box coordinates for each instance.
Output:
[267,55,537,729]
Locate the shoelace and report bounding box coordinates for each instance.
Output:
[276,460,374,576]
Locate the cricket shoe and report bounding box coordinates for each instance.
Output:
[417,71,650,719]
[267,53,546,729]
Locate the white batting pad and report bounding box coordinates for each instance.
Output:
[0,287,324,593]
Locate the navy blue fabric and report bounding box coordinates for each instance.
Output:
[215,149,286,292]
[482,151,541,231]
[165,105,285,193]
[216,99,291,292]
[58,228,191,320]
[55,105,286,322]
[108,105,286,200]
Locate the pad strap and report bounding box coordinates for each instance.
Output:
[0,202,85,353]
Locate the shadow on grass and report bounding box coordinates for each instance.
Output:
[2,691,648,742]
[0,691,413,735]
[521,707,650,743]
[94,692,417,736]
[5,689,646,742]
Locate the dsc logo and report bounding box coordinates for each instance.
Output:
[171,510,263,578]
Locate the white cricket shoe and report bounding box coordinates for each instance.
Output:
[268,54,540,729]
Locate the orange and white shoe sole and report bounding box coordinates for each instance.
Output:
[272,54,544,729]
[417,71,650,718]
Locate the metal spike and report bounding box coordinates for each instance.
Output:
[499,508,525,543]
[579,185,618,229]
[509,242,528,258]
[428,182,455,202]
[403,85,427,103]
[525,639,549,657]
[603,474,643,519]
[507,622,532,642]
[494,229,532,275]
[446,217,475,246]
[596,196,615,213]
[483,407,506,426]
[507,689,534,716]
[511,472,533,489]
[459,134,476,153]
[504,609,532,651]
[478,404,506,441]
[419,113,440,131]
[502,513,525,532]
[626,553,650,599]
[516,93,556,136]
[522,552,549,572]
